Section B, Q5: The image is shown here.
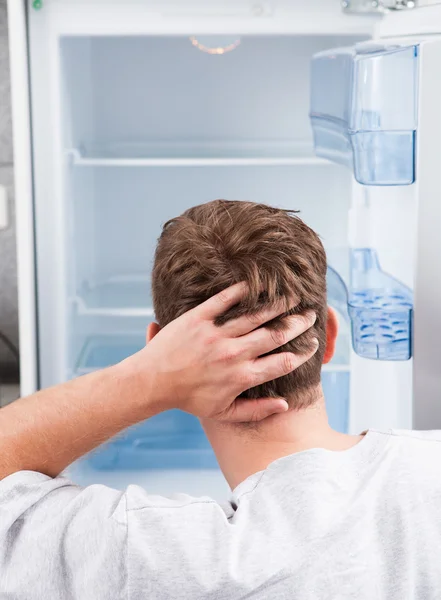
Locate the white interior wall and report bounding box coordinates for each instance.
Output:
[63,35,365,146]
[63,33,364,374]
[62,33,366,290]
[90,164,352,283]
[61,38,95,149]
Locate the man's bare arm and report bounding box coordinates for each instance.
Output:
[0,283,316,479]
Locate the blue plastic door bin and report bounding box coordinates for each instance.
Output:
[310,42,418,185]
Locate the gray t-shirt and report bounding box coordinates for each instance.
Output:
[1,429,441,599]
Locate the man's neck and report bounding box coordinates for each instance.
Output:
[201,386,363,490]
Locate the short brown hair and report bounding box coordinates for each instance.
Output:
[152,200,327,409]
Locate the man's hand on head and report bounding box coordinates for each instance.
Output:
[129,283,318,423]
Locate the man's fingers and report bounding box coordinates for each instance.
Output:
[221,397,289,423]
[251,343,319,388]
[221,298,298,337]
[196,282,248,320]
[195,283,298,332]
[240,313,316,358]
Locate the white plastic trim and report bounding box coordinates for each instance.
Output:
[377,4,441,37]
[74,296,155,318]
[34,1,377,37]
[66,148,331,168]
[7,0,38,395]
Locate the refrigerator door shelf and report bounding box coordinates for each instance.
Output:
[326,265,351,368]
[327,265,350,324]
[349,248,413,360]
[310,42,418,185]
[67,141,330,168]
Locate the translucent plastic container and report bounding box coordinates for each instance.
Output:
[75,334,218,469]
[324,265,350,434]
[310,42,418,185]
[326,265,351,366]
[76,275,153,316]
[348,248,413,360]
[88,412,218,470]
[327,265,349,326]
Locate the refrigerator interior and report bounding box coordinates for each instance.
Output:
[30,32,417,497]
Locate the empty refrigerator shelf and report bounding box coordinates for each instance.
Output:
[75,333,350,377]
[75,334,146,375]
[72,269,352,364]
[67,141,333,167]
[74,276,154,317]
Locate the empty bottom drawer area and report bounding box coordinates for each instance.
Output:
[72,334,350,471]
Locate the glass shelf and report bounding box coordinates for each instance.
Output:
[67,140,333,167]
[75,335,350,378]
[74,276,153,317]
[72,257,412,364]
[75,334,146,375]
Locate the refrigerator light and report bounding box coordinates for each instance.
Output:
[189,36,241,55]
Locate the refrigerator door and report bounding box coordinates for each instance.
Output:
[309,5,441,430]
[374,0,441,432]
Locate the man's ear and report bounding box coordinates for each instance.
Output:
[146,322,161,344]
[322,306,339,365]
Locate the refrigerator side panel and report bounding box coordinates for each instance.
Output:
[28,9,68,388]
[413,38,441,429]
[7,0,37,395]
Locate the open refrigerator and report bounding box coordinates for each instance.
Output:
[7,0,441,499]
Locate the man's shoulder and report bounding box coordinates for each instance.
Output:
[381,428,441,478]
[387,428,441,444]
[381,428,441,457]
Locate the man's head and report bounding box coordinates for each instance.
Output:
[151,199,337,409]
